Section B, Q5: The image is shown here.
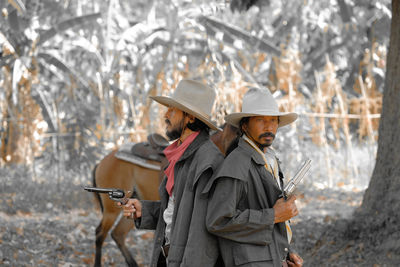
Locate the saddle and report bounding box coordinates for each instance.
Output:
[115,133,169,171]
[130,133,169,162]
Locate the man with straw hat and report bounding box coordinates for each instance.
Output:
[120,79,224,267]
[206,87,303,267]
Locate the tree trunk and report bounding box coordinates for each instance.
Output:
[359,0,400,233]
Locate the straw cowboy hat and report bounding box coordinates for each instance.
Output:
[150,79,219,130]
[225,87,298,128]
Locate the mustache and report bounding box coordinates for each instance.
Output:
[259,132,275,139]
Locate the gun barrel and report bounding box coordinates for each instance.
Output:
[292,159,311,183]
[83,186,116,193]
[285,182,295,195]
[284,159,311,194]
[83,186,126,199]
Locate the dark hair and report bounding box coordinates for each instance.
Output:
[239,117,250,135]
[186,117,210,134]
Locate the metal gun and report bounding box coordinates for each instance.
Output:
[83,186,130,205]
[283,159,311,199]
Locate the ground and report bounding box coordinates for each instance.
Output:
[0,177,398,266]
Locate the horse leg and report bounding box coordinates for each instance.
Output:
[111,217,138,267]
[94,211,119,267]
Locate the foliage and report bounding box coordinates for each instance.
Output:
[0,0,391,186]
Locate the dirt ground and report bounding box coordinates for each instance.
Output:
[0,183,398,267]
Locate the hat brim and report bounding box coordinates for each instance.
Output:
[150,96,221,131]
[225,111,298,128]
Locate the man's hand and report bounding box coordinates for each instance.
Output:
[287,253,303,267]
[117,198,142,219]
[273,195,298,223]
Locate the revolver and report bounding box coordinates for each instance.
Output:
[283,159,311,199]
[83,186,130,205]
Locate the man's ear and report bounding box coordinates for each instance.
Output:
[242,123,248,133]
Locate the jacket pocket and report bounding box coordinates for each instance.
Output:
[232,243,272,265]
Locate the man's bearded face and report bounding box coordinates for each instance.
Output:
[244,116,278,149]
[164,107,185,141]
[165,118,184,140]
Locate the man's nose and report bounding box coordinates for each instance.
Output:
[264,123,273,132]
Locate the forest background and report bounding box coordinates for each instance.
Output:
[0,0,394,266]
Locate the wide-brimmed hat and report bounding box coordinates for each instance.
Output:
[225,87,298,128]
[150,79,219,130]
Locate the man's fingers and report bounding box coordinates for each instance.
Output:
[287,261,301,267]
[288,253,303,267]
[287,195,297,202]
[120,198,142,218]
[132,199,141,206]
[123,202,135,209]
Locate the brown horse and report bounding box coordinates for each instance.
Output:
[92,124,239,267]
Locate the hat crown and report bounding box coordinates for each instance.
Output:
[241,87,279,114]
[172,79,215,118]
[224,86,298,128]
[149,79,220,130]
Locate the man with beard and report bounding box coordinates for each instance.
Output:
[120,79,224,267]
[206,87,303,267]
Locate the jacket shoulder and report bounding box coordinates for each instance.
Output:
[216,146,252,181]
[188,139,224,192]
[195,139,224,170]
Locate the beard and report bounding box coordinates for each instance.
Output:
[165,119,184,141]
[257,142,271,149]
[257,132,275,149]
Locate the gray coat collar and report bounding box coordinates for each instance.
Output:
[238,137,283,191]
[238,137,267,166]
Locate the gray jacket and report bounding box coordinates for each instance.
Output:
[206,137,295,267]
[136,131,224,267]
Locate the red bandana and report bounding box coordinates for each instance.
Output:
[163,131,199,196]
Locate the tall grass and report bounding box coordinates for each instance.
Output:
[0,0,387,192]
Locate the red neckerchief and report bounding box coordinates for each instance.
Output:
[163,131,199,196]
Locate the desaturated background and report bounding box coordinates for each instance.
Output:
[0,0,392,266]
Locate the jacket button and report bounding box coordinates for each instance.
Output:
[284,247,288,252]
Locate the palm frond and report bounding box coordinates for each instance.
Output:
[37,52,90,93]
[71,37,106,67]
[37,13,101,46]
[31,87,58,132]
[200,16,280,55]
